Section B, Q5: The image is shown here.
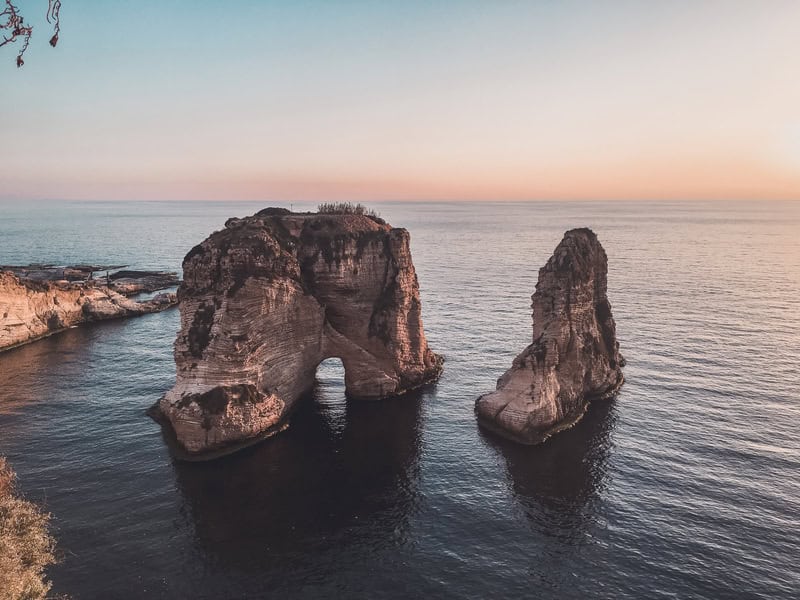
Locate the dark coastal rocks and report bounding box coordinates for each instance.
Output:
[475,228,624,445]
[157,208,443,458]
[0,264,126,283]
[0,271,178,352]
[107,270,181,295]
[1,264,179,295]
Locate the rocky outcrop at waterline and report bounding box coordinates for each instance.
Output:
[475,228,624,445]
[155,207,443,459]
[2,264,180,295]
[0,270,178,352]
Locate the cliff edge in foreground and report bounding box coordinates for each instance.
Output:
[0,457,57,600]
[157,208,443,458]
[475,228,624,444]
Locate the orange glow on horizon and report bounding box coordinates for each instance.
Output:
[1,1,799,202]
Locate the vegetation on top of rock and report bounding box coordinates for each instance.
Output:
[0,457,58,600]
[317,202,381,219]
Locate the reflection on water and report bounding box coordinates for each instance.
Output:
[481,400,617,590]
[173,359,426,570]
[1,200,798,598]
[0,320,129,417]
[486,399,616,523]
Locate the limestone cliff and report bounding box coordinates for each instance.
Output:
[475,228,624,444]
[0,272,177,352]
[157,208,443,458]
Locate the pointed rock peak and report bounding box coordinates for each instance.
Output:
[475,228,624,445]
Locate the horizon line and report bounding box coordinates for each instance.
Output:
[1,197,799,204]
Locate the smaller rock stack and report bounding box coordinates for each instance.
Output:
[475,228,625,444]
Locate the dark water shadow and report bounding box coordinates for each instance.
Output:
[480,399,618,539]
[170,379,429,572]
[478,399,618,593]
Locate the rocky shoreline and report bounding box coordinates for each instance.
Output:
[1,264,180,295]
[0,266,179,352]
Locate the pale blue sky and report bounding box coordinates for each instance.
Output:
[2,1,799,201]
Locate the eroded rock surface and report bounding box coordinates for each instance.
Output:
[158,208,443,458]
[475,228,624,444]
[0,271,177,352]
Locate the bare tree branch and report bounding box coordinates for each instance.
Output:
[0,1,32,67]
[1,0,61,67]
[46,0,59,47]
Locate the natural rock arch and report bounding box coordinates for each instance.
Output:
[156,208,443,458]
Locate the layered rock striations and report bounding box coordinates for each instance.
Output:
[475,228,624,444]
[157,208,443,458]
[0,271,177,352]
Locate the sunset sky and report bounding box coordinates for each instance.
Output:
[2,0,799,201]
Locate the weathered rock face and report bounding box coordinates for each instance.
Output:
[475,228,624,445]
[0,272,177,352]
[158,208,443,458]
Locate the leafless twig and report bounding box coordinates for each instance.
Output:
[46,0,59,46]
[1,0,61,67]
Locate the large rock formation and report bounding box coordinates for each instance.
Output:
[0,272,177,352]
[157,208,443,458]
[475,228,624,444]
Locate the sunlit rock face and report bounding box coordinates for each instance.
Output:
[158,208,443,458]
[475,228,624,444]
[0,272,176,352]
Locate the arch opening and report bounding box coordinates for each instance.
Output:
[312,357,347,433]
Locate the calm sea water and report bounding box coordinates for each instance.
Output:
[0,200,798,599]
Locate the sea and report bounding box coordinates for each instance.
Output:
[0,200,798,599]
